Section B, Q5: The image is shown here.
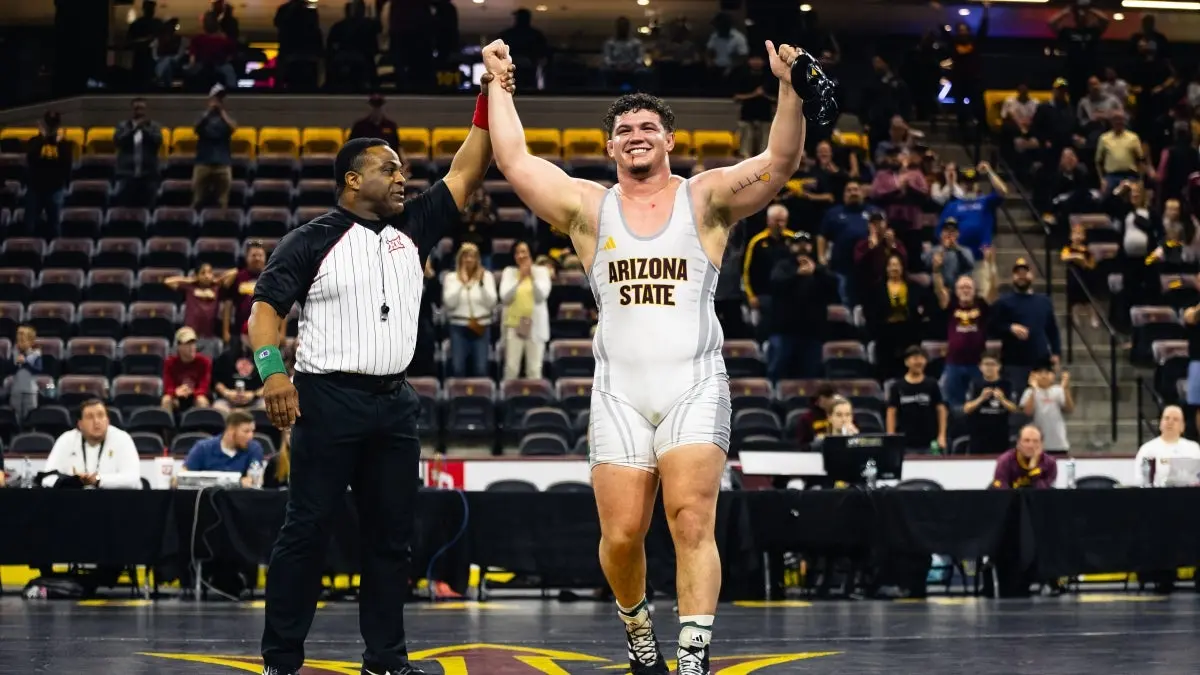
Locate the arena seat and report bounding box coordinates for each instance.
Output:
[833,379,885,415]
[75,155,116,181]
[443,377,497,442]
[732,408,782,445]
[1,180,21,210]
[111,375,164,413]
[1131,306,1183,366]
[250,179,293,208]
[1160,274,1200,311]
[229,127,258,158]
[525,128,563,158]
[432,127,470,160]
[246,207,291,239]
[57,374,110,407]
[170,431,209,457]
[58,127,85,158]
[157,180,195,209]
[0,154,25,183]
[397,127,431,159]
[550,302,591,339]
[127,302,178,339]
[60,206,104,240]
[66,337,118,376]
[94,237,144,270]
[0,268,35,303]
[27,301,75,339]
[34,338,63,376]
[34,268,85,304]
[822,341,870,379]
[693,130,735,159]
[78,302,127,340]
[258,127,301,156]
[1153,340,1188,401]
[301,127,344,155]
[199,207,245,239]
[131,431,166,456]
[181,407,227,435]
[0,127,38,153]
[554,377,592,415]
[522,407,572,440]
[296,179,336,207]
[66,180,111,209]
[9,432,55,455]
[101,208,150,242]
[499,378,554,442]
[832,130,867,150]
[84,269,134,305]
[299,154,335,180]
[118,337,168,376]
[563,128,606,157]
[293,206,328,225]
[548,339,594,379]
[163,155,194,180]
[170,127,198,156]
[195,237,239,268]
[722,340,764,378]
[0,301,24,338]
[730,377,773,412]
[920,340,949,380]
[519,432,569,456]
[669,129,692,156]
[24,405,72,437]
[255,155,298,181]
[85,127,115,154]
[406,377,440,440]
[0,238,45,270]
[44,237,95,269]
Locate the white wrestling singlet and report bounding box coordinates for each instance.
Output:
[587,176,732,472]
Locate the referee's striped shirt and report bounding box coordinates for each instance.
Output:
[252,180,460,376]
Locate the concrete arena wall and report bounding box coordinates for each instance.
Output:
[0,95,743,133]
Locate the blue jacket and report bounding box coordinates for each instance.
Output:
[184,436,264,476]
[989,290,1061,366]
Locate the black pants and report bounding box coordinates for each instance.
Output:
[261,372,422,672]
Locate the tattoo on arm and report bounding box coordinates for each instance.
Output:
[730,164,772,195]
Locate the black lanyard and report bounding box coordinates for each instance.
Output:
[80,434,105,475]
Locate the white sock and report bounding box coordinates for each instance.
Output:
[617,596,650,625]
[678,614,714,650]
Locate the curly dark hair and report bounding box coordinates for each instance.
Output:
[602,93,676,136]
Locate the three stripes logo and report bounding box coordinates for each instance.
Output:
[603,237,617,251]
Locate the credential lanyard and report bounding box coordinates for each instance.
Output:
[80,434,106,475]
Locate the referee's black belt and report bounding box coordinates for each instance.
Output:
[312,371,407,393]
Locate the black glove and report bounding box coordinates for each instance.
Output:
[790,49,839,127]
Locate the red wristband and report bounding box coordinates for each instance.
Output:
[472,93,488,131]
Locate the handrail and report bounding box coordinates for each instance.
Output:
[1135,375,1165,448]
[992,151,1121,442]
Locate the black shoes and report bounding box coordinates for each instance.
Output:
[675,644,712,675]
[361,663,428,675]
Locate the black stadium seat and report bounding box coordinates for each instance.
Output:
[171,431,210,457]
[85,269,135,304]
[519,432,569,456]
[65,337,118,376]
[10,432,55,455]
[132,431,166,456]
[34,268,85,304]
[78,302,127,339]
[443,378,496,443]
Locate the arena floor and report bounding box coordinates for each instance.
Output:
[0,593,1196,673]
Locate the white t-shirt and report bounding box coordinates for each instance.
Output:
[42,427,142,489]
[1133,436,1200,487]
[706,29,749,69]
[1020,385,1069,450]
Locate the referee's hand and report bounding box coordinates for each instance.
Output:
[264,373,300,430]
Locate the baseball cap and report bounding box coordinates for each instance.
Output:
[209,83,227,98]
[903,345,925,360]
[1053,77,1069,90]
[175,326,198,344]
[1013,257,1031,271]
[942,217,959,231]
[866,210,886,222]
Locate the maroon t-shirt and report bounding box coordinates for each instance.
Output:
[184,284,220,338]
[945,299,989,366]
[991,449,1057,489]
[189,33,236,66]
[230,269,261,333]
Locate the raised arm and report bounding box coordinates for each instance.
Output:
[694,42,806,224]
[442,116,493,210]
[484,41,595,236]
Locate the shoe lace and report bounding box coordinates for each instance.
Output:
[626,619,660,665]
[676,646,706,675]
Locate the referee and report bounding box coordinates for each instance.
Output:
[251,49,514,675]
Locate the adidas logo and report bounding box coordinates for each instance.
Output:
[603,236,617,251]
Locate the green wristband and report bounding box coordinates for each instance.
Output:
[254,345,288,381]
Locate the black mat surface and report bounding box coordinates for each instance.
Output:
[1,594,1196,673]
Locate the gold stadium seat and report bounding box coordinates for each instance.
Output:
[693,130,735,159]
[432,127,469,158]
[524,128,562,158]
[62,127,85,158]
[397,128,431,159]
[670,129,692,156]
[85,127,116,154]
[302,127,344,154]
[984,89,1052,132]
[170,127,198,156]
[258,127,300,156]
[833,131,867,150]
[231,127,257,157]
[0,127,39,153]
[563,128,606,157]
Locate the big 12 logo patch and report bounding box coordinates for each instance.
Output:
[141,643,839,673]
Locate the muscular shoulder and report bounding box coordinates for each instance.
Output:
[572,179,609,237]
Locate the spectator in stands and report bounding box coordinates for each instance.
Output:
[165,263,222,355]
[211,322,265,413]
[964,354,1017,455]
[991,424,1056,489]
[189,12,237,89]
[937,162,1007,267]
[990,258,1060,392]
[602,17,647,90]
[932,262,997,407]
[1188,70,1200,109]
[192,85,235,209]
[326,1,380,92]
[706,12,748,82]
[931,162,964,206]
[39,399,141,489]
[871,148,928,264]
[22,110,72,239]
[1096,110,1144,192]
[865,253,927,381]
[443,242,498,378]
[455,187,496,268]
[1155,124,1198,207]
[1050,4,1109,107]
[410,258,441,378]
[826,397,858,437]
[714,221,750,340]
[742,204,794,321]
[499,241,551,380]
[818,180,869,304]
[113,97,163,208]
[275,0,324,90]
[925,220,975,290]
[162,327,212,412]
[1078,76,1124,145]
[1136,405,1200,486]
[1062,223,1099,328]
[181,410,264,485]
[349,94,401,154]
[498,8,548,86]
[1000,84,1040,170]
[873,116,913,165]
[127,0,164,87]
[207,0,240,42]
[863,56,912,154]
[886,345,947,454]
[221,241,266,347]
[811,139,858,206]
[1131,37,1177,142]
[152,18,186,88]
[1100,67,1129,105]
[1038,147,1094,247]
[795,384,838,445]
[950,2,988,158]
[1021,364,1073,455]
[732,52,773,158]
[1032,78,1084,162]
[7,324,42,423]
[768,231,837,381]
[853,212,908,305]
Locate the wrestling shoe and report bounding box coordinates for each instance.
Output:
[619,599,669,674]
[675,644,712,675]
[261,668,297,675]
[789,48,839,127]
[361,664,428,675]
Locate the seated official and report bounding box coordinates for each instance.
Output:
[181,410,264,487]
[39,399,141,489]
[1134,405,1200,487]
[991,424,1056,489]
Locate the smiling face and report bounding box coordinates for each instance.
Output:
[606,108,674,178]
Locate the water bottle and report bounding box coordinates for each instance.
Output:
[862,458,878,489]
[43,379,56,401]
[1141,457,1153,488]
[248,461,264,489]
[21,457,33,488]
[1064,459,1076,489]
